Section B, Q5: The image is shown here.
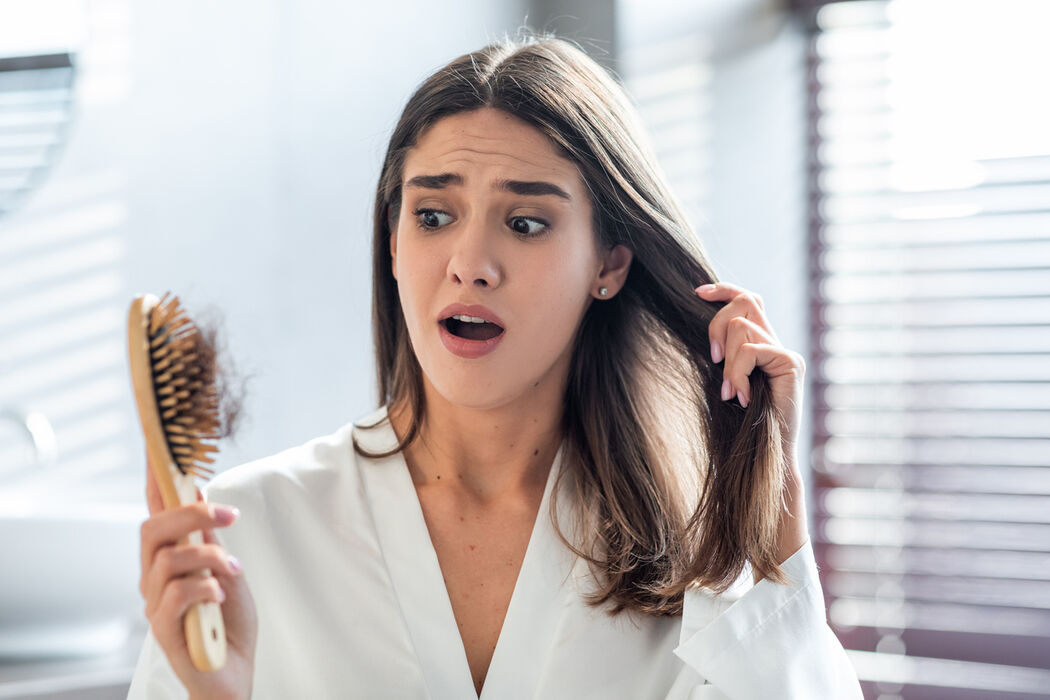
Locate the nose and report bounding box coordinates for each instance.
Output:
[446,217,502,289]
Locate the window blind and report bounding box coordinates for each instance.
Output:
[801,1,1050,698]
[0,46,133,491]
[0,53,75,219]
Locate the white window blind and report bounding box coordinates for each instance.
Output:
[0,42,132,491]
[802,1,1050,698]
[0,53,75,218]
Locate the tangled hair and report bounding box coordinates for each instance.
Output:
[353,29,790,616]
[192,304,251,441]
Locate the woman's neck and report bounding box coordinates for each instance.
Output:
[388,382,564,506]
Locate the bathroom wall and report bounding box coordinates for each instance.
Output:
[0,0,530,495]
[2,0,809,496]
[0,2,814,695]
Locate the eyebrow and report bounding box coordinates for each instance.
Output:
[404,172,573,201]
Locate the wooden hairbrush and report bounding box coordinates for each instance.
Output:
[127,291,226,672]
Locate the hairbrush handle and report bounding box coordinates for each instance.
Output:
[172,465,228,673]
[130,292,228,673]
[142,425,229,672]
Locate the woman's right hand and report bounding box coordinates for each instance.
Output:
[139,454,258,700]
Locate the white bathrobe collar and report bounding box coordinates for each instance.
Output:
[353,405,579,700]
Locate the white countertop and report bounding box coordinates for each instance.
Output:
[0,616,147,699]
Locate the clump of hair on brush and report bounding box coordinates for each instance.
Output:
[181,300,250,447]
[148,292,251,475]
[185,301,250,442]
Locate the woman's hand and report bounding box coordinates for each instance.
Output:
[695,282,809,572]
[140,454,258,699]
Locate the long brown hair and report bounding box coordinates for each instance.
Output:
[353,30,790,616]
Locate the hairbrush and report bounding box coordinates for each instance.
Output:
[126,291,226,672]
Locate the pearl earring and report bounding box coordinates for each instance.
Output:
[599,287,609,296]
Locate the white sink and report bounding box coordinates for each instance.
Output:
[0,477,147,659]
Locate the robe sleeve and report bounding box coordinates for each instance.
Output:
[125,626,191,699]
[668,540,863,699]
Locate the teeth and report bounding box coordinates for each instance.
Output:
[451,314,490,324]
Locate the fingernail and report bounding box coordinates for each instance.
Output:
[711,340,723,364]
[696,284,715,293]
[212,505,239,525]
[721,377,732,401]
[227,555,242,574]
[737,389,749,408]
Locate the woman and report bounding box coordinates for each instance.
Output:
[129,31,862,699]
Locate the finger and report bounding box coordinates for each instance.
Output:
[721,316,776,404]
[702,291,779,364]
[695,281,765,311]
[140,501,239,584]
[150,574,225,634]
[201,526,243,581]
[723,340,803,408]
[142,541,239,615]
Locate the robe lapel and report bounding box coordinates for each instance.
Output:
[355,406,578,700]
[477,439,578,700]
[357,406,477,700]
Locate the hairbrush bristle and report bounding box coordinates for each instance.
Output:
[147,292,220,479]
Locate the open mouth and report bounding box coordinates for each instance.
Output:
[441,317,505,341]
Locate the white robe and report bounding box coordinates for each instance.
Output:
[127,404,862,699]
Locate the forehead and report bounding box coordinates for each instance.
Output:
[403,109,582,187]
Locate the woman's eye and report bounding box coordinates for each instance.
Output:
[509,216,550,237]
[411,208,549,237]
[412,208,453,230]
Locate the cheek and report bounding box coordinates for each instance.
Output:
[393,240,441,330]
[531,237,596,298]
[513,249,595,344]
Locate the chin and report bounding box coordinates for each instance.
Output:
[421,366,531,413]
[416,330,564,411]
[428,379,511,411]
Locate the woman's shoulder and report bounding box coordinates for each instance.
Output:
[201,404,395,506]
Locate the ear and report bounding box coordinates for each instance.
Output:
[595,244,633,297]
[389,230,398,281]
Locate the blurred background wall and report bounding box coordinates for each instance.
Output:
[1,0,530,492]
[1,0,1047,698]
[0,0,811,495]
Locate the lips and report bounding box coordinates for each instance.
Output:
[436,302,506,359]
[436,303,505,329]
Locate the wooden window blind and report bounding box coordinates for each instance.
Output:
[799,1,1050,698]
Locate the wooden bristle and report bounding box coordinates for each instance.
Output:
[147,294,222,479]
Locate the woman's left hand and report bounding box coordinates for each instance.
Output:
[696,281,809,570]
[695,282,806,456]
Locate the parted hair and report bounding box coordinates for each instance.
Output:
[353,29,790,616]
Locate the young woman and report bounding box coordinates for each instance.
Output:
[129,32,862,699]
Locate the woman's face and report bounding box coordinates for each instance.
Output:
[390,107,630,411]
